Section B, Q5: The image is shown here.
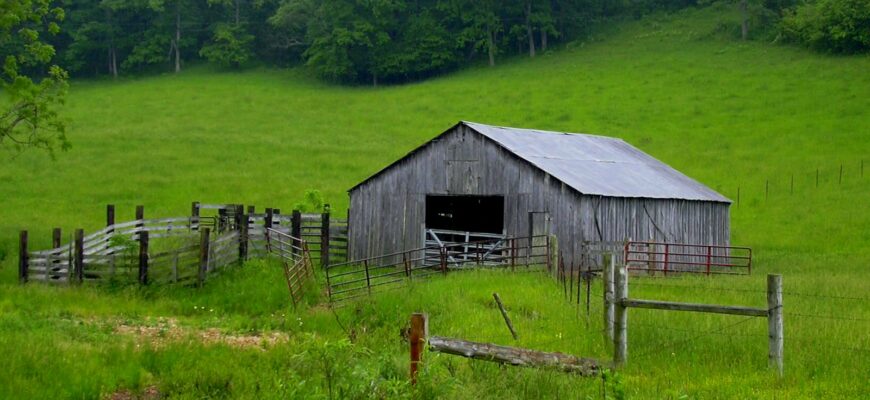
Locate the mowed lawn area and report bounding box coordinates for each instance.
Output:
[1,6,868,399]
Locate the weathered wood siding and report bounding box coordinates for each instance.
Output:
[348,125,730,266]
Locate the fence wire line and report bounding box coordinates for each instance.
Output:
[783,312,870,323]
[632,315,762,359]
[782,292,870,301]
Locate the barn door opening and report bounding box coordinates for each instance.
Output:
[424,195,505,265]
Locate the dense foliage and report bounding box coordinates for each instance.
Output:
[13,0,869,86]
[779,0,870,53]
[0,0,69,156]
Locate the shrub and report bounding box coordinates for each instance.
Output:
[780,0,870,53]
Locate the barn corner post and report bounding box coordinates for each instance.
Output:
[18,231,28,284]
[75,229,85,284]
[409,313,428,385]
[613,260,628,367]
[767,274,783,377]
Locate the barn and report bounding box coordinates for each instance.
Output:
[347,121,730,267]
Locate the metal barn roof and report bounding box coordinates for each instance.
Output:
[352,121,731,203]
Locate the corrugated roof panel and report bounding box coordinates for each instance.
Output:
[464,121,730,203]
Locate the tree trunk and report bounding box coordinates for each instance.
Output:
[740,0,748,41]
[487,25,495,67]
[540,29,547,52]
[235,0,240,27]
[526,2,536,57]
[175,2,182,73]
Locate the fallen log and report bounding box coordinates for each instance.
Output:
[428,335,602,376]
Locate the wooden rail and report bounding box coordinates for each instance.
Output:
[604,259,783,375]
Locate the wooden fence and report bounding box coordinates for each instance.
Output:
[19,202,332,290]
[602,257,783,375]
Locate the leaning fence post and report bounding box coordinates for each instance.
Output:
[613,261,628,367]
[292,210,302,255]
[409,313,428,385]
[767,274,783,377]
[364,259,371,294]
[19,231,28,284]
[138,231,148,285]
[321,208,330,267]
[603,253,615,342]
[493,293,519,340]
[198,228,210,288]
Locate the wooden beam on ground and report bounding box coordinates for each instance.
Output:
[428,336,602,376]
[620,299,767,317]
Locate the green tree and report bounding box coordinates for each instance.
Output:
[1,0,69,156]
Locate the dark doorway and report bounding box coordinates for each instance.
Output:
[425,195,504,234]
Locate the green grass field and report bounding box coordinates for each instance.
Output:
[1,4,869,399]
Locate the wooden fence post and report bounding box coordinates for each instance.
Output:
[198,228,210,288]
[264,208,273,252]
[191,201,200,231]
[292,210,302,255]
[364,259,371,294]
[440,246,447,275]
[767,274,783,376]
[493,293,519,340]
[410,313,428,385]
[18,231,28,284]
[52,228,62,249]
[237,204,248,263]
[135,205,144,236]
[603,253,615,342]
[75,229,84,283]
[321,208,330,267]
[138,231,148,285]
[613,261,628,367]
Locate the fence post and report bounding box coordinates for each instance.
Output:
[74,229,84,283]
[603,252,614,342]
[364,259,371,294]
[663,243,670,276]
[198,228,210,288]
[191,201,200,231]
[510,239,516,271]
[106,204,115,227]
[292,210,302,255]
[613,261,628,367]
[19,231,28,284]
[52,228,62,249]
[321,208,330,267]
[767,274,783,377]
[135,205,144,239]
[706,245,712,276]
[440,246,447,275]
[138,231,148,285]
[409,313,428,385]
[237,204,248,263]
[264,208,273,252]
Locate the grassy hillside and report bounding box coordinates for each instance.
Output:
[1,4,868,398]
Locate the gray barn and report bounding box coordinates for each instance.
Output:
[347,121,730,266]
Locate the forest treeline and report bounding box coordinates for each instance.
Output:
[16,0,870,85]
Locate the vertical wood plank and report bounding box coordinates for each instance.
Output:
[52,228,61,249]
[237,204,247,263]
[135,205,144,241]
[191,201,200,231]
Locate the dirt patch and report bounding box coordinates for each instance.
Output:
[113,317,288,350]
[105,385,160,400]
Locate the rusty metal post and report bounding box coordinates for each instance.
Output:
[364,259,372,294]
